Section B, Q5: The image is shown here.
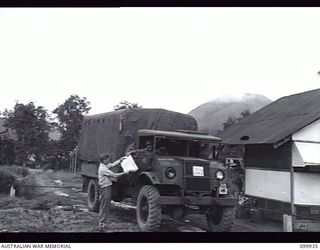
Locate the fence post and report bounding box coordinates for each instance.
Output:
[74,149,78,174]
[72,151,75,174]
[69,153,72,172]
[283,214,293,232]
[9,186,16,197]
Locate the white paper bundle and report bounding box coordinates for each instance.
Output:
[121,155,139,173]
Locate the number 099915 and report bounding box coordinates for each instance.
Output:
[300,244,318,248]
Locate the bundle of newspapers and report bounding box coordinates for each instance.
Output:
[121,155,139,173]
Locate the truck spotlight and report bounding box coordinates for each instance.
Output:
[215,170,224,180]
[165,167,176,179]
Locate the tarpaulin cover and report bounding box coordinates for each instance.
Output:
[78,108,197,162]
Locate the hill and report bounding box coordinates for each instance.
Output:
[189,93,272,135]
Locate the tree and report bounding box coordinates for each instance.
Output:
[236,109,251,123]
[222,116,238,130]
[114,100,142,110]
[53,95,91,154]
[239,109,251,119]
[222,109,251,131]
[3,102,52,166]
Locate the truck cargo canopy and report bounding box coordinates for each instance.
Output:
[78,108,198,162]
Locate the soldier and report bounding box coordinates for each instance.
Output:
[125,140,153,156]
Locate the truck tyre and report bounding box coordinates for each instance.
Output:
[87,179,100,212]
[206,207,235,232]
[136,185,162,232]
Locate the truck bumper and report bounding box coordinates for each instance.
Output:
[158,196,238,206]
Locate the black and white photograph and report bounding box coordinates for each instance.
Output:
[0,8,320,240]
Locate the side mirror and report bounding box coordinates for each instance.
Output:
[225,158,235,167]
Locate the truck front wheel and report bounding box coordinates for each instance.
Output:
[136,185,162,232]
[206,206,235,232]
[87,179,100,212]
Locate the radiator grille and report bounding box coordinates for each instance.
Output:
[185,178,211,192]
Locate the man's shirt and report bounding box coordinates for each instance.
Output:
[98,163,114,188]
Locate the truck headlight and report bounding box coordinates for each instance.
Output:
[165,167,176,179]
[215,170,224,180]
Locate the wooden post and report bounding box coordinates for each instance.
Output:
[290,165,295,231]
[71,151,74,173]
[9,186,16,197]
[72,151,75,174]
[69,153,72,172]
[283,214,293,232]
[74,149,78,174]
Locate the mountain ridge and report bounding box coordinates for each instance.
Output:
[189,93,272,135]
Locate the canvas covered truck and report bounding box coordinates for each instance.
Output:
[78,108,238,232]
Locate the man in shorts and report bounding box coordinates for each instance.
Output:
[98,154,128,232]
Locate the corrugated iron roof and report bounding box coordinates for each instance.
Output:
[220,88,320,145]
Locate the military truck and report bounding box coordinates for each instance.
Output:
[78,108,238,232]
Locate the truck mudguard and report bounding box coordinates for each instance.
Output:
[137,171,162,185]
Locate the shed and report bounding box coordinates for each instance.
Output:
[219,88,320,217]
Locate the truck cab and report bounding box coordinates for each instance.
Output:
[133,129,231,197]
[114,129,237,231]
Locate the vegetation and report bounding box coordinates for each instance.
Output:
[222,109,251,130]
[0,165,29,177]
[2,102,52,167]
[0,165,34,196]
[0,95,91,170]
[222,116,238,130]
[53,95,91,162]
[114,100,142,110]
[0,167,16,194]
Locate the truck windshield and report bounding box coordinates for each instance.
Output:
[155,137,214,159]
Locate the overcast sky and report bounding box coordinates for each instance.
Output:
[0,8,320,115]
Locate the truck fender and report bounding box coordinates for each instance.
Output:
[136,172,161,185]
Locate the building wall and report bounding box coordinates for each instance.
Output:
[244,142,292,170]
[245,169,320,205]
[292,118,320,141]
[294,172,320,205]
[245,169,291,202]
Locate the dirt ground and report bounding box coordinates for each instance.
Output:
[0,169,282,232]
